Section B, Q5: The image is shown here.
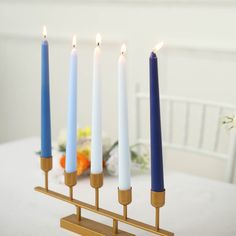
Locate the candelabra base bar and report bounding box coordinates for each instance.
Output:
[35,186,174,236]
[61,214,134,236]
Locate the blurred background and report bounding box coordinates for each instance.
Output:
[1,0,236,183]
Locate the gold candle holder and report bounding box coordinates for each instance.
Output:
[90,173,103,209]
[35,185,174,236]
[36,169,174,235]
[118,187,132,220]
[64,171,77,200]
[151,190,165,230]
[40,157,52,191]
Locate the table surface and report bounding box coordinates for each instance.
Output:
[0,137,236,236]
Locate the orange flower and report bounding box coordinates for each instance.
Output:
[77,153,90,175]
[60,153,90,176]
[60,155,66,168]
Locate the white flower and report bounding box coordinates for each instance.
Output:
[106,147,119,176]
[58,129,67,149]
[102,132,111,153]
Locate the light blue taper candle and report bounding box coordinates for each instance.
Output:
[65,35,78,173]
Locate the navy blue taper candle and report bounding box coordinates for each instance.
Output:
[149,43,164,192]
[41,26,52,158]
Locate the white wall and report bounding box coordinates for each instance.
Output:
[1,0,236,181]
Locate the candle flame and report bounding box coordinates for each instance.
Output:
[72,35,76,48]
[96,33,102,46]
[43,26,47,39]
[153,41,164,54]
[121,44,127,55]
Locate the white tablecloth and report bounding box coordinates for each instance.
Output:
[0,137,236,236]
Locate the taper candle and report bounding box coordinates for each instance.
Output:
[65,35,78,173]
[41,26,52,158]
[91,33,103,174]
[150,42,164,192]
[118,44,131,190]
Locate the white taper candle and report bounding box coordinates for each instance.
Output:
[118,44,131,190]
[91,33,103,174]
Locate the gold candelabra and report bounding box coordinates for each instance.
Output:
[36,157,174,236]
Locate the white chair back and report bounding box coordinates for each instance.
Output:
[135,84,236,183]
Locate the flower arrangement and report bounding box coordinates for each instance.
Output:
[56,126,149,176]
[222,115,236,130]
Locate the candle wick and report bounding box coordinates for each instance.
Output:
[97,42,100,47]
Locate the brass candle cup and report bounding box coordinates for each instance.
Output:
[90,173,103,189]
[64,171,77,200]
[151,190,165,230]
[40,157,52,191]
[151,190,165,208]
[90,173,103,209]
[40,156,53,172]
[118,187,132,219]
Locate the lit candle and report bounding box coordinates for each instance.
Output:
[41,26,52,158]
[149,42,164,192]
[118,44,131,190]
[91,33,103,174]
[65,35,78,173]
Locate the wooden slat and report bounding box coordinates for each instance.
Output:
[213,107,223,152]
[198,104,206,148]
[167,100,173,143]
[137,139,227,160]
[183,102,190,145]
[165,143,227,160]
[137,93,236,111]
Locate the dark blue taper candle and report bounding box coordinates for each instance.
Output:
[149,49,164,192]
[41,27,52,158]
